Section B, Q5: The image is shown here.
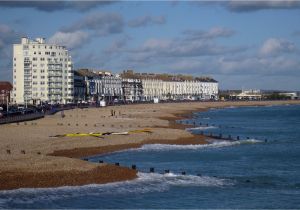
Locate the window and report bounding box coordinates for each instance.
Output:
[33,76,37,79]
[41,76,45,79]
[34,52,36,55]
[40,58,45,61]
[32,57,37,61]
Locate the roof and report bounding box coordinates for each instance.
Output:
[76,69,114,77]
[0,81,13,91]
[121,70,218,83]
[76,69,98,77]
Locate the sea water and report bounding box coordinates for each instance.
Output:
[1,104,300,208]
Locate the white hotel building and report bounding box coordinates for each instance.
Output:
[12,37,74,105]
[121,70,219,101]
[142,79,218,101]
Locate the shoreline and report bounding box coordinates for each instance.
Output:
[1,100,300,190]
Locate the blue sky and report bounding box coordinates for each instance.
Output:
[0,1,300,90]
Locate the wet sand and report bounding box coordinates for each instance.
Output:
[1,100,300,190]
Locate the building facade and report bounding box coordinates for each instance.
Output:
[76,69,122,103]
[73,71,86,103]
[0,81,13,105]
[121,70,218,101]
[121,78,143,102]
[12,37,74,105]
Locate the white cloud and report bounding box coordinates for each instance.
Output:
[260,38,296,56]
[62,12,124,36]
[48,31,89,49]
[128,15,166,28]
[227,0,300,12]
[183,27,235,40]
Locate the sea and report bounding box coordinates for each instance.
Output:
[1,104,300,209]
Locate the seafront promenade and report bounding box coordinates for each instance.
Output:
[1,100,300,190]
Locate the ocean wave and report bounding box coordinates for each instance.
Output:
[136,172,231,187]
[186,126,217,131]
[202,117,210,120]
[0,172,232,207]
[136,139,263,152]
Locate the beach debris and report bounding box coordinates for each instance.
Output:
[115,162,120,166]
[49,128,153,138]
[6,149,11,154]
[182,171,186,175]
[99,160,104,163]
[21,150,25,154]
[132,165,136,170]
[150,167,155,173]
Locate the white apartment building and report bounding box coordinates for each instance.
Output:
[12,37,74,105]
[76,69,123,103]
[142,79,218,101]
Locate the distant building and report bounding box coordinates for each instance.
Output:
[121,77,143,102]
[0,81,13,105]
[12,37,74,105]
[121,70,218,101]
[76,69,122,103]
[73,71,86,103]
[230,89,262,100]
[279,92,298,100]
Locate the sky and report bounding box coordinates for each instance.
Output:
[0,0,300,91]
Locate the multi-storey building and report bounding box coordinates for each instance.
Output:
[121,70,218,101]
[76,69,122,103]
[12,37,74,105]
[120,73,143,102]
[0,81,13,105]
[73,71,86,103]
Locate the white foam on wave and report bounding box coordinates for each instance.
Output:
[225,106,237,109]
[136,172,231,187]
[0,172,232,206]
[186,126,217,131]
[202,117,210,120]
[136,139,263,152]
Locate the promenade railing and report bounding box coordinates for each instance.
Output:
[0,113,45,125]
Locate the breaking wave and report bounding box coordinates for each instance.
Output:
[0,172,232,207]
[136,139,263,152]
[186,126,217,131]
